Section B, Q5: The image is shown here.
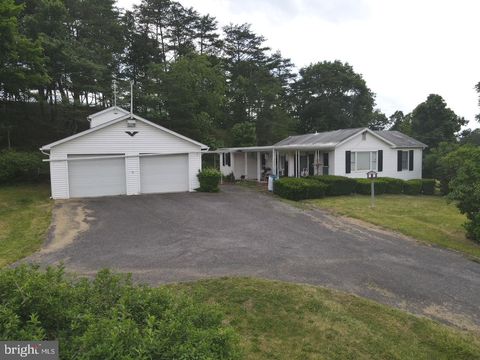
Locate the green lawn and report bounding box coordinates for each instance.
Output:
[307,195,480,260]
[0,184,52,267]
[171,277,480,360]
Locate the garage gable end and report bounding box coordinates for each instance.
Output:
[47,118,205,156]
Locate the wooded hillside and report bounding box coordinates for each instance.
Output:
[0,0,474,150]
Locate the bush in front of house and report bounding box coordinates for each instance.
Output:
[378,177,404,194]
[355,179,388,195]
[421,179,436,195]
[0,151,48,184]
[0,265,240,359]
[403,179,423,195]
[197,168,222,192]
[308,175,357,196]
[273,177,327,201]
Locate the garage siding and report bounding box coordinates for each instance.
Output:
[50,120,200,156]
[47,118,205,199]
[50,159,69,199]
[188,152,201,191]
[125,155,140,195]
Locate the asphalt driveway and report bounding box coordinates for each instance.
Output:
[26,185,480,330]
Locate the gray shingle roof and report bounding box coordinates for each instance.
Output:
[274,128,364,147]
[273,128,426,148]
[374,130,427,148]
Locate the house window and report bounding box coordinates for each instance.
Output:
[224,152,231,167]
[401,150,408,170]
[351,151,377,171]
[362,132,367,141]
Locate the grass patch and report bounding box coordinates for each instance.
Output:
[0,184,52,267]
[170,277,480,360]
[307,195,480,259]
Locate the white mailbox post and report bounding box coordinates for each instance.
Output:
[367,171,378,208]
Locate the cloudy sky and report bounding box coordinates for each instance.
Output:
[118,0,480,129]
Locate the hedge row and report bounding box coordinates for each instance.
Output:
[273,176,436,200]
[273,177,328,201]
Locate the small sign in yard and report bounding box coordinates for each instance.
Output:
[367,171,378,208]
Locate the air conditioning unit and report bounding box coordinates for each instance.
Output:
[127,119,136,128]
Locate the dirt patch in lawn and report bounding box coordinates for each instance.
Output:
[40,200,93,253]
[423,304,480,332]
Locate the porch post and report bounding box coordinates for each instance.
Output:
[272,148,276,176]
[257,152,261,182]
[295,150,300,177]
[244,152,248,179]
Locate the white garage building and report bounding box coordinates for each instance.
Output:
[41,107,208,199]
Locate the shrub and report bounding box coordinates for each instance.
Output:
[0,266,240,359]
[355,179,388,195]
[421,179,436,195]
[404,179,423,195]
[447,155,480,242]
[0,151,48,184]
[308,175,357,196]
[197,168,221,192]
[223,172,235,183]
[273,177,327,201]
[379,177,404,194]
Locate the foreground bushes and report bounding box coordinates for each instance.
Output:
[197,168,221,192]
[0,266,240,359]
[274,176,437,200]
[273,177,327,200]
[308,175,357,196]
[355,179,388,195]
[0,151,48,184]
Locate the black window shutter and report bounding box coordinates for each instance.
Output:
[409,150,414,171]
[397,151,402,171]
[222,153,225,166]
[345,151,351,173]
[378,150,383,172]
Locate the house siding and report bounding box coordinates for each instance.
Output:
[334,131,422,180]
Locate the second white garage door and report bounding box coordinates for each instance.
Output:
[140,154,189,194]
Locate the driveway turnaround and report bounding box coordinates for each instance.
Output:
[26,185,480,330]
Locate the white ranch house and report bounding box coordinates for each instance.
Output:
[41,107,208,199]
[217,128,426,181]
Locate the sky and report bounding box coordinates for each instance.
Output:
[118,0,480,130]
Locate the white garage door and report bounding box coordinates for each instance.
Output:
[140,154,189,194]
[68,156,126,198]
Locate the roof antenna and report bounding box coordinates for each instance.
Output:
[112,80,117,107]
[130,80,134,118]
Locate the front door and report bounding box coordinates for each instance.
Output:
[308,154,315,176]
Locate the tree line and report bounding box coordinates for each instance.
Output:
[0,0,478,151]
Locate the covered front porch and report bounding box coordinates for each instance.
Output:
[215,146,334,181]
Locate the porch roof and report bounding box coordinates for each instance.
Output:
[210,144,335,153]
